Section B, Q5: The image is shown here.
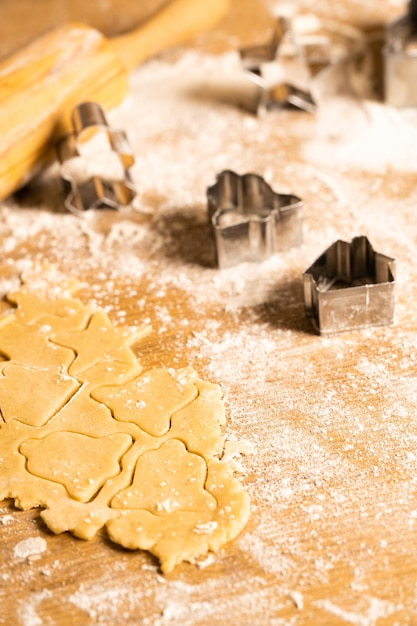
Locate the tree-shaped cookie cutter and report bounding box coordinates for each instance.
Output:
[56,102,136,215]
[207,170,303,268]
[303,236,396,334]
[384,0,417,107]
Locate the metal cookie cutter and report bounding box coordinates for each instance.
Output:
[239,14,365,115]
[207,170,303,269]
[240,17,317,114]
[384,0,417,107]
[56,102,136,215]
[257,83,316,116]
[303,236,395,335]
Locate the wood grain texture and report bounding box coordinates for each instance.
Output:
[0,24,128,199]
[0,0,415,625]
[0,0,231,201]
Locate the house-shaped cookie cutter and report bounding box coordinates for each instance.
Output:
[384,0,417,107]
[207,170,303,268]
[303,236,395,334]
[56,102,136,215]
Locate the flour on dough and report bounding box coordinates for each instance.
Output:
[0,270,250,572]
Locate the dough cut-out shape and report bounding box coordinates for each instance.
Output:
[51,310,143,377]
[0,268,250,572]
[20,432,133,501]
[0,363,80,427]
[92,368,198,437]
[0,320,76,368]
[111,438,217,514]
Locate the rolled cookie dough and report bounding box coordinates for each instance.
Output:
[0,271,250,572]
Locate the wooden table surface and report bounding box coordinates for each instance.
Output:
[2,1,417,624]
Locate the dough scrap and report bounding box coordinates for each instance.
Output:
[0,271,250,572]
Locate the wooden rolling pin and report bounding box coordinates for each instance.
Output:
[0,0,230,200]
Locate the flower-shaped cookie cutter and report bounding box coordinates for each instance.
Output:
[56,102,136,215]
[239,14,365,115]
[207,170,303,268]
[384,0,417,107]
[303,236,396,334]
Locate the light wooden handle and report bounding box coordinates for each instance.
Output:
[0,24,126,201]
[0,0,230,201]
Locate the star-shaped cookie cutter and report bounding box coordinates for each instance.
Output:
[240,14,365,115]
[207,170,303,268]
[303,236,396,334]
[240,16,317,114]
[384,0,417,107]
[56,102,136,215]
[239,16,295,73]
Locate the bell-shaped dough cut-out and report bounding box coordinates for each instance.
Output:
[20,432,133,502]
[92,368,198,437]
[0,321,75,368]
[111,439,217,514]
[107,445,250,573]
[0,363,80,427]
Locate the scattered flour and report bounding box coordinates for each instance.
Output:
[13,538,47,560]
[1,1,417,623]
[315,597,400,626]
[16,590,52,626]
